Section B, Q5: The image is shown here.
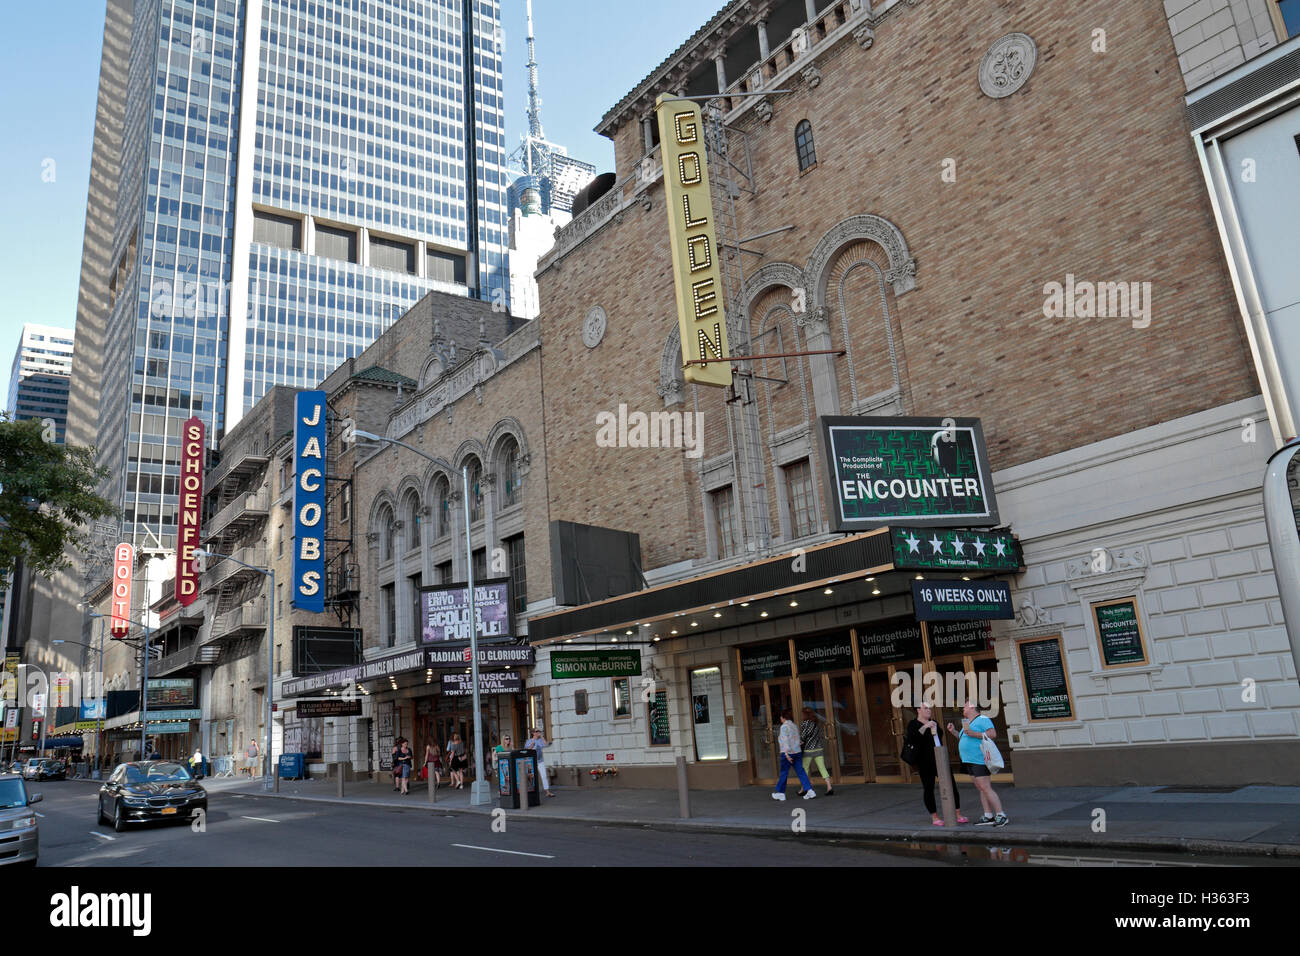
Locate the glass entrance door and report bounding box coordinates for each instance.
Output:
[745,685,776,781]
[827,672,865,778]
[862,670,903,779]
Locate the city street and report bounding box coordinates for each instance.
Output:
[23,780,1283,868]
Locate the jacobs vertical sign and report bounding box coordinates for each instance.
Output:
[175,416,204,606]
[656,95,732,389]
[293,391,327,613]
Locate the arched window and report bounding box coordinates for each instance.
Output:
[795,120,817,172]
[403,493,422,548]
[498,437,521,508]
[466,458,484,524]
[434,476,451,539]
[381,508,396,562]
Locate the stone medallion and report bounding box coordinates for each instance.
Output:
[582,306,608,349]
[979,33,1037,99]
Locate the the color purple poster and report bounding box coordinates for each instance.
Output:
[421,579,511,643]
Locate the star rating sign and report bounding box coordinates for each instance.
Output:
[973,538,987,557]
[952,536,967,556]
[905,533,921,554]
[993,538,1008,558]
[929,535,944,554]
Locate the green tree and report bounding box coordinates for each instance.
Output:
[0,414,118,579]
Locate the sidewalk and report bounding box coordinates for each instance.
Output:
[212,773,1300,858]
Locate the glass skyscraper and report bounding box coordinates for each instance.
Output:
[95,0,509,547]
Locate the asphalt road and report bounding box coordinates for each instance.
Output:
[29,780,973,867]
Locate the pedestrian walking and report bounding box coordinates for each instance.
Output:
[245,738,260,778]
[526,728,554,797]
[391,737,405,791]
[799,706,834,797]
[771,710,815,801]
[424,740,443,790]
[904,703,967,826]
[189,748,205,780]
[947,699,1008,827]
[394,740,414,795]
[447,734,467,789]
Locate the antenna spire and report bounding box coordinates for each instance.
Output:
[525,0,545,172]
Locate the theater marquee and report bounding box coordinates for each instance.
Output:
[656,95,732,389]
[821,417,999,531]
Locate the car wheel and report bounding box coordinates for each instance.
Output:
[96,797,105,826]
[112,802,126,833]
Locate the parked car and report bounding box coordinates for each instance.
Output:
[0,774,41,867]
[21,759,65,781]
[97,761,207,833]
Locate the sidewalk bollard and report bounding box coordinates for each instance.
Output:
[934,742,957,829]
[274,765,280,794]
[676,755,691,819]
[428,768,437,804]
[336,764,345,798]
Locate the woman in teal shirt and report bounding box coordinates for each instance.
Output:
[946,699,1008,827]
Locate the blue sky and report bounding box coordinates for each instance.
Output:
[0,0,715,407]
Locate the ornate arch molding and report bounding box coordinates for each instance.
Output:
[395,477,424,510]
[485,418,530,469]
[659,328,686,408]
[367,493,397,535]
[452,439,487,470]
[419,459,455,500]
[419,354,445,390]
[741,262,808,315]
[806,215,917,303]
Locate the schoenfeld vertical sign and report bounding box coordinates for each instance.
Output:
[175,416,204,606]
[293,391,327,613]
[656,94,732,389]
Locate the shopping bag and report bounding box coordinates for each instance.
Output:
[980,734,1005,772]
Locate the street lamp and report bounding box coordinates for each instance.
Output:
[193,548,275,791]
[53,629,105,779]
[83,608,153,762]
[354,430,491,807]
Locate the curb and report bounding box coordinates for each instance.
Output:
[238,788,1300,859]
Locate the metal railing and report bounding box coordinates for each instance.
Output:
[201,546,268,592]
[206,489,270,539]
[211,599,268,641]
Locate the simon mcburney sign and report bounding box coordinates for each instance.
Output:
[293,391,327,613]
[821,417,998,530]
[656,94,732,389]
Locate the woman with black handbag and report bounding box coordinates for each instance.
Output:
[903,703,967,826]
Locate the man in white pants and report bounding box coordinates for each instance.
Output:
[526,728,554,798]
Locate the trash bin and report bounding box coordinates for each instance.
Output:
[278,753,306,780]
[497,750,540,809]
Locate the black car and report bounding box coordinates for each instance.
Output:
[21,759,65,781]
[96,761,207,833]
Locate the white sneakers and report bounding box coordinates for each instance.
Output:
[772,792,786,801]
[803,789,816,800]
[772,790,816,801]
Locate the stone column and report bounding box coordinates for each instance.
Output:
[643,116,655,152]
[449,489,465,581]
[714,53,728,93]
[799,307,842,417]
[481,474,498,575]
[392,520,407,642]
[804,0,818,24]
[757,13,771,60]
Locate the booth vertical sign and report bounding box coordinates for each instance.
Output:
[175,416,205,605]
[293,391,327,613]
[111,543,134,637]
[656,95,732,389]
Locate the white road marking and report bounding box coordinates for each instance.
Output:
[89,831,115,841]
[450,844,554,859]
[240,815,280,823]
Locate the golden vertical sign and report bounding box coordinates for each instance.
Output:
[656,95,733,388]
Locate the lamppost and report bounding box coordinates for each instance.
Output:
[81,609,154,760]
[193,548,276,791]
[54,623,105,777]
[354,430,491,807]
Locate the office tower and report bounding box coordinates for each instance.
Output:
[5,324,75,443]
[506,0,595,319]
[91,0,510,552]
